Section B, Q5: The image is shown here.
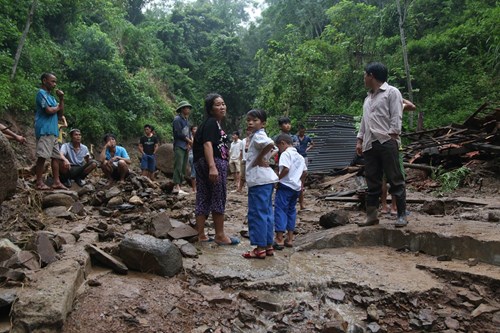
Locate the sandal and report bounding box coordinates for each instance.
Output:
[284,240,293,248]
[266,248,274,256]
[242,248,266,259]
[273,242,285,250]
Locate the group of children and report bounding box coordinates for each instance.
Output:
[241,110,309,259]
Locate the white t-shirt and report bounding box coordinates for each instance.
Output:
[246,129,279,187]
[279,147,307,191]
[241,138,249,162]
[229,139,242,161]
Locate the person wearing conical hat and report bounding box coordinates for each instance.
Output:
[172,100,193,195]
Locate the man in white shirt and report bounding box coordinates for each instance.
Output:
[229,130,243,192]
[355,62,407,228]
[59,129,97,187]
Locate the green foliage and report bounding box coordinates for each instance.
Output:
[434,166,471,193]
[1,0,498,149]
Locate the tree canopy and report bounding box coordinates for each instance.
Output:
[0,0,498,143]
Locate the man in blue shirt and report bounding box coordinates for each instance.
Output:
[34,73,67,190]
[99,133,131,183]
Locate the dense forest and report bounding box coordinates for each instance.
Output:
[0,0,498,144]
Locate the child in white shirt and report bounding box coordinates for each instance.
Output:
[274,134,307,248]
[243,109,278,259]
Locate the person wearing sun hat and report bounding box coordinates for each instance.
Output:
[172,100,193,195]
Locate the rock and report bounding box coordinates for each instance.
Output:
[11,258,86,332]
[458,290,483,305]
[0,239,21,262]
[422,199,446,215]
[87,279,101,287]
[156,143,175,175]
[25,232,58,266]
[437,254,452,261]
[326,289,345,302]
[151,200,168,210]
[3,251,39,270]
[367,322,381,332]
[77,183,95,196]
[367,304,379,321]
[195,285,234,305]
[42,193,75,208]
[418,308,436,327]
[0,134,18,204]
[445,317,460,329]
[167,223,198,240]
[319,210,349,229]
[492,311,500,325]
[107,196,124,208]
[129,195,143,205]
[467,258,479,266]
[148,212,173,238]
[179,243,198,258]
[69,201,85,215]
[44,206,75,220]
[119,234,182,277]
[105,186,122,199]
[156,143,191,177]
[85,244,128,275]
[55,233,77,246]
[321,320,344,333]
[0,289,17,308]
[471,303,498,318]
[0,267,26,282]
[487,211,500,222]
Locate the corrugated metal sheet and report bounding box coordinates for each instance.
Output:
[306,115,357,174]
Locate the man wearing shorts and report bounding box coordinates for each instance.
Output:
[100,134,131,182]
[34,73,67,190]
[59,129,97,187]
[138,124,159,180]
[229,130,242,192]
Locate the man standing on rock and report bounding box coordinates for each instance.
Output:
[34,73,67,190]
[355,62,408,228]
[172,101,193,195]
[59,129,98,187]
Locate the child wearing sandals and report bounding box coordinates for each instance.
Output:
[273,134,307,249]
[243,109,279,259]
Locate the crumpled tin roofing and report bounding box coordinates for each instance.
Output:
[305,115,358,174]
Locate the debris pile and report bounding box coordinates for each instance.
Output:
[403,103,499,168]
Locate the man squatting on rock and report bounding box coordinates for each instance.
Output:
[59,128,98,187]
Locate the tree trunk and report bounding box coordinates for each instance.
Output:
[396,0,421,130]
[11,0,37,80]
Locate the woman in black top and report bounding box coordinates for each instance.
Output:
[193,93,240,246]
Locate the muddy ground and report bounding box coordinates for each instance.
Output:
[0,130,499,332]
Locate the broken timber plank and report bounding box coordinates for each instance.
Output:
[324,196,491,206]
[319,172,357,189]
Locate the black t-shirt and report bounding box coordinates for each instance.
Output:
[140,135,158,155]
[193,117,229,163]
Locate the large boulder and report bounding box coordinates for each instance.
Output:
[119,234,182,277]
[0,134,18,204]
[156,143,190,177]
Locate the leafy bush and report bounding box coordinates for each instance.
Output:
[435,166,471,193]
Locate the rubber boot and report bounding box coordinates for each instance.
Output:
[357,206,379,227]
[394,194,408,228]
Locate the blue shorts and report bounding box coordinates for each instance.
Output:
[140,154,156,172]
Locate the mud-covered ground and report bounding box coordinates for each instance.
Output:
[60,161,500,333]
[1,127,499,333]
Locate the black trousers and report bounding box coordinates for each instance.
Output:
[364,140,406,216]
